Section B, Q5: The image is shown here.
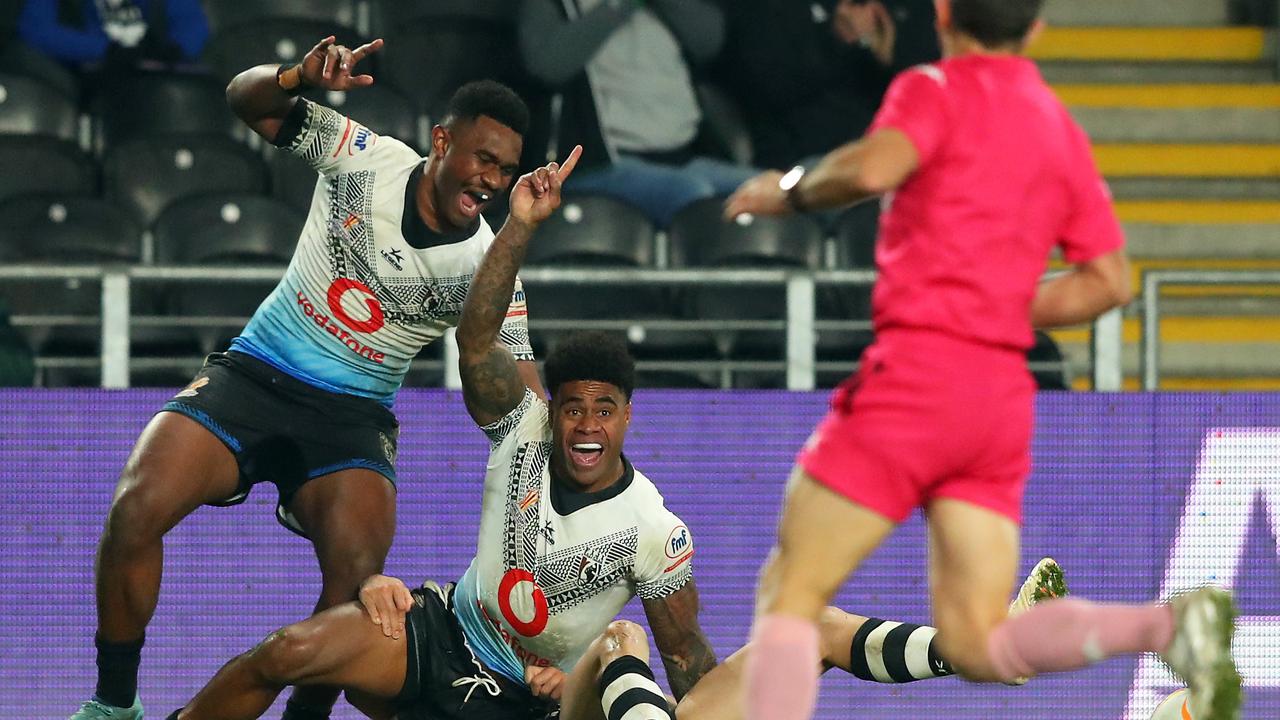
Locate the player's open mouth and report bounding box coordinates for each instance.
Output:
[569,442,604,468]
[458,189,492,218]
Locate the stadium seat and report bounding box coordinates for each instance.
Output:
[669,197,826,360]
[153,194,302,264]
[203,19,366,83]
[153,194,301,353]
[307,85,420,149]
[0,136,96,204]
[0,194,140,262]
[371,0,511,33]
[269,150,322,215]
[103,135,267,226]
[201,0,359,33]
[381,19,519,115]
[0,195,143,352]
[93,72,238,149]
[1028,330,1071,390]
[0,71,78,141]
[0,43,79,100]
[522,195,683,358]
[833,202,879,269]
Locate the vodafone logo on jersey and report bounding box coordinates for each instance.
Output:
[294,277,388,364]
[497,568,549,637]
[327,277,384,333]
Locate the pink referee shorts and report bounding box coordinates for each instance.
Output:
[798,328,1037,524]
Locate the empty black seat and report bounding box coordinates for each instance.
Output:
[833,202,879,269]
[269,149,322,215]
[203,19,366,82]
[153,193,302,265]
[0,195,143,351]
[202,0,360,32]
[306,84,420,148]
[0,71,78,141]
[153,194,301,352]
[93,71,238,149]
[0,194,140,262]
[669,197,825,358]
[1028,330,1072,390]
[0,43,79,100]
[104,135,267,226]
[381,20,518,115]
[0,136,96,203]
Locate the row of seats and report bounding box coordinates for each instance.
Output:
[0,133,322,222]
[0,69,421,152]
[0,186,879,271]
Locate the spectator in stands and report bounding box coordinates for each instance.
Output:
[719,0,939,170]
[17,0,208,71]
[517,0,757,227]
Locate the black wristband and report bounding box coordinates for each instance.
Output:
[276,63,308,95]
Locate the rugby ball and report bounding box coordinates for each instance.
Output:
[1149,688,1193,720]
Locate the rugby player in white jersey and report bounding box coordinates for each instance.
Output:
[71,36,543,720]
[161,142,1069,720]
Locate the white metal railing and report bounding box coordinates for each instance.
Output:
[0,264,1122,391]
[1141,269,1280,390]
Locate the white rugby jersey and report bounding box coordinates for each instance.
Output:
[453,390,694,684]
[230,98,534,406]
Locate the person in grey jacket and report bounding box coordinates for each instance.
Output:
[517,0,757,227]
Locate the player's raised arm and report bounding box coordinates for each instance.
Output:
[457,145,583,426]
[225,35,383,144]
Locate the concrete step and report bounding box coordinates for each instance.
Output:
[1112,201,1280,258]
[1041,61,1276,84]
[1108,177,1280,200]
[1029,27,1271,62]
[1044,0,1229,27]
[1094,143,1280,177]
[1053,317,1280,383]
[1058,84,1280,143]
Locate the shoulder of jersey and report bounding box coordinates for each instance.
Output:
[907,62,948,87]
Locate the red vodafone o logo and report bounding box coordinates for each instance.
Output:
[497,568,549,637]
[327,278,384,333]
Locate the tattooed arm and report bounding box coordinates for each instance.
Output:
[456,145,583,426]
[642,580,718,700]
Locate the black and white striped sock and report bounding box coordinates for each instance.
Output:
[848,618,954,683]
[597,655,674,720]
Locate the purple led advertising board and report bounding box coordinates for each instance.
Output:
[1,390,1277,718]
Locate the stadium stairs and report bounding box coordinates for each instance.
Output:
[1034,0,1280,389]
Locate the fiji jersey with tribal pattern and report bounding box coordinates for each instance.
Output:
[230,98,534,406]
[454,390,694,685]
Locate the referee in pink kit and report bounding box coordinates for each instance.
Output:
[724,1,1242,718]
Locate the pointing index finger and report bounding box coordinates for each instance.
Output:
[352,38,384,61]
[555,145,583,181]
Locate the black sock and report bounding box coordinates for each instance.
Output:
[847,618,954,683]
[597,655,673,720]
[281,697,331,720]
[94,633,144,708]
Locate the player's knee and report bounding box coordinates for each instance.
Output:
[103,478,172,548]
[816,606,850,663]
[599,620,649,666]
[251,625,316,686]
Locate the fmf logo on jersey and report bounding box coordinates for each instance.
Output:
[353,126,372,152]
[666,525,690,559]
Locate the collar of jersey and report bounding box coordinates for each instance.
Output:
[549,454,635,516]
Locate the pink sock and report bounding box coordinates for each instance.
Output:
[987,598,1175,680]
[745,614,821,720]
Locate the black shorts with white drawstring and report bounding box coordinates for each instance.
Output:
[397,581,557,720]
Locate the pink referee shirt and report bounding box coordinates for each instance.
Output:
[866,54,1125,350]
